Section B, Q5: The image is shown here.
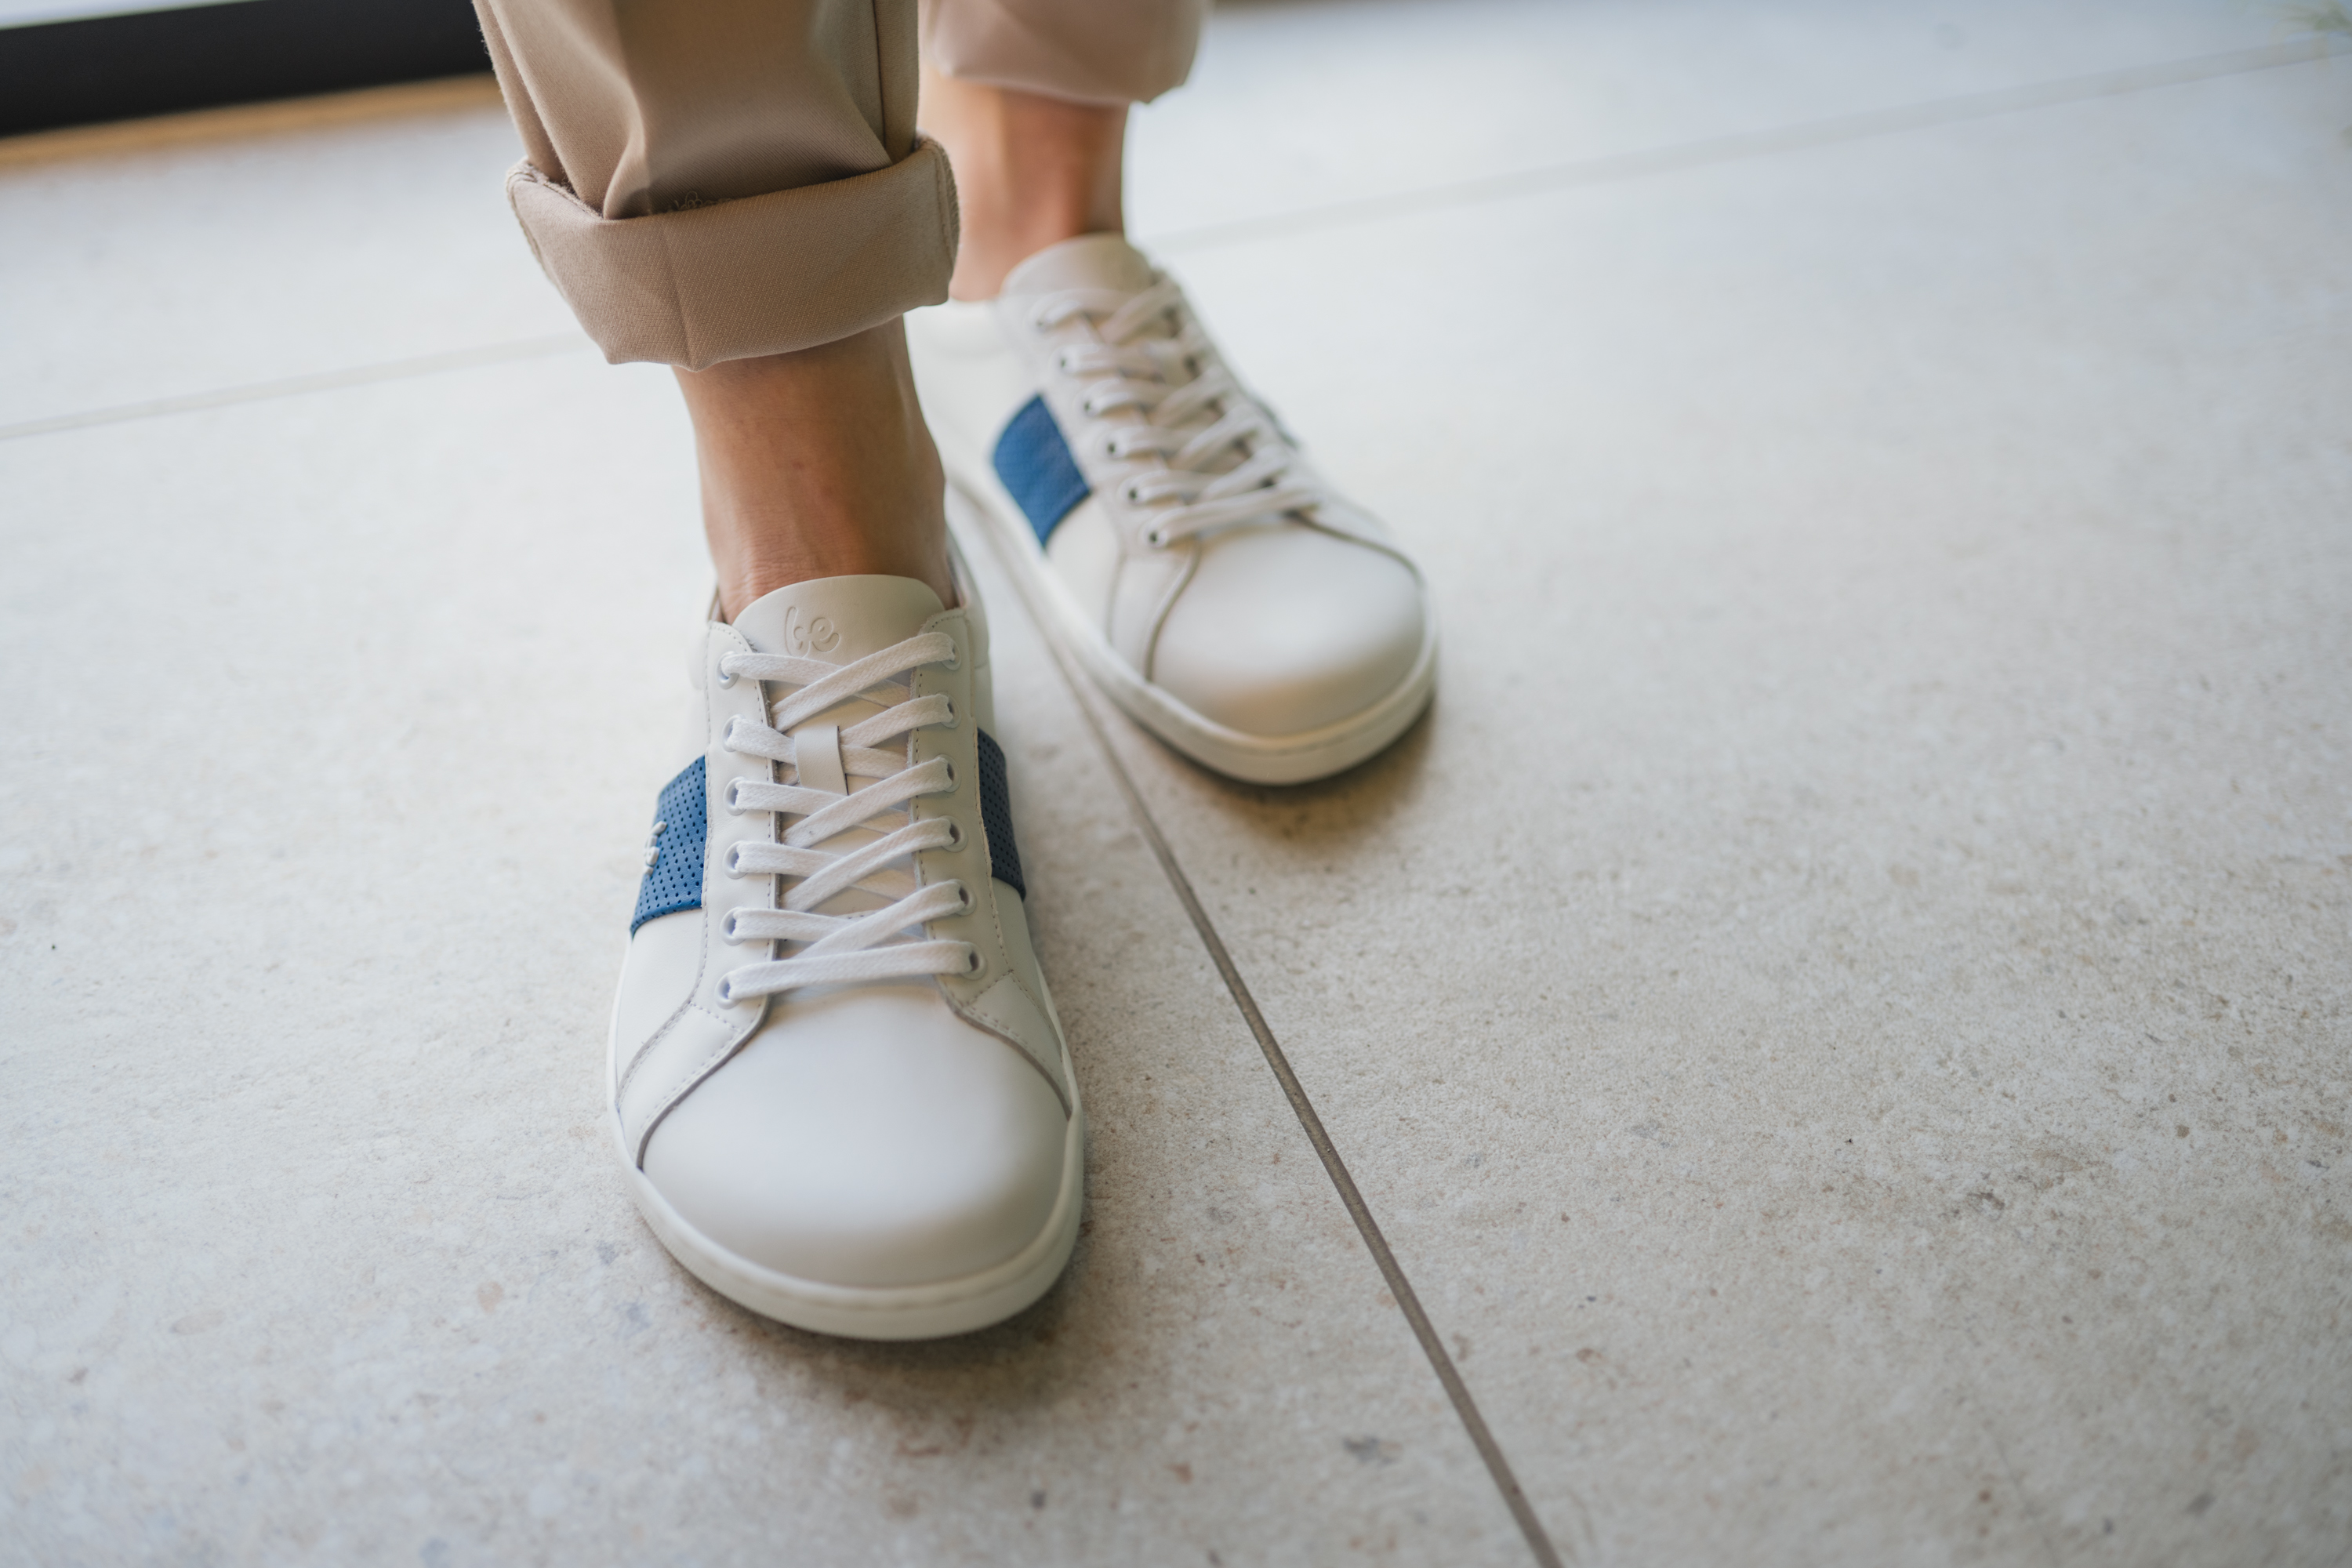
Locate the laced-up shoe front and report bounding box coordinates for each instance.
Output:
[609,568,1082,1340]
[909,234,1437,785]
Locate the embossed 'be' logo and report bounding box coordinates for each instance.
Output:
[783,605,840,655]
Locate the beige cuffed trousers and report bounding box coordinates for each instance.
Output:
[474,0,1206,369]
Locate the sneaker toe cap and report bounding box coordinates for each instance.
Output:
[1151,524,1426,739]
[641,984,1070,1290]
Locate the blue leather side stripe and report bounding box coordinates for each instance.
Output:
[975,729,1027,901]
[631,757,706,933]
[991,394,1090,546]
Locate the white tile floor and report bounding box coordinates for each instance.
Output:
[3,4,2348,1564]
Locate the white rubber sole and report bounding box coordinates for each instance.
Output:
[945,477,1438,786]
[612,1105,1084,1341]
[606,1007,1087,1341]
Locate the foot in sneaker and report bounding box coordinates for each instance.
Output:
[610,555,1083,1339]
[908,234,1436,786]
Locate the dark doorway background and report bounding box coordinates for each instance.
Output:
[0,0,492,139]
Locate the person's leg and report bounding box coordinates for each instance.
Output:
[687,7,1181,615]
[676,323,953,619]
[916,67,1126,302]
[478,0,1083,1344]
[475,0,957,612]
[915,0,1203,298]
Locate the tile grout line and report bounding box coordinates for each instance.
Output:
[1148,37,2348,255]
[956,493,1571,1568]
[0,333,591,443]
[7,39,2333,445]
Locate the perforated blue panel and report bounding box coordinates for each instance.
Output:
[631,757,706,934]
[975,729,1026,902]
[991,394,1090,545]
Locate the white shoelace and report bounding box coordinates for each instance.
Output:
[1033,277,1326,547]
[709,631,978,1006]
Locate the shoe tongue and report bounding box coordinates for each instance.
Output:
[730,575,944,667]
[1001,233,1156,299]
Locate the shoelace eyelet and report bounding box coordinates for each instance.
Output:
[961,946,985,978]
[942,818,964,851]
[723,842,747,878]
[938,697,956,729]
[956,884,975,915]
[722,778,746,815]
[1145,528,1169,548]
[939,760,958,792]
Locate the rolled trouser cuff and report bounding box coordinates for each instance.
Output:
[921,0,1206,106]
[507,136,960,369]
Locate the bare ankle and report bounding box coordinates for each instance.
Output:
[674,322,954,619]
[920,66,1127,300]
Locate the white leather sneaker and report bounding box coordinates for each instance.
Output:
[907,234,1436,786]
[608,554,1083,1340]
